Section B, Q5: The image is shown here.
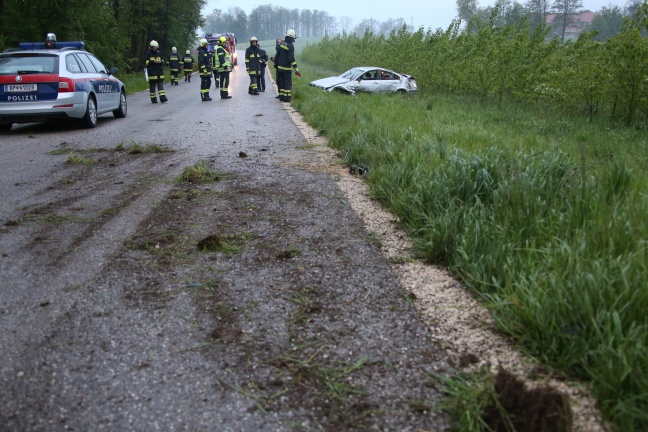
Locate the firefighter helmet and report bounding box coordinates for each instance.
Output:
[171,46,177,53]
[286,29,296,39]
[250,37,258,43]
[186,49,190,55]
[150,40,159,48]
[219,36,227,45]
[199,38,208,46]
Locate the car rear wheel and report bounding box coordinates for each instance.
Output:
[113,90,127,118]
[0,123,12,132]
[81,96,97,128]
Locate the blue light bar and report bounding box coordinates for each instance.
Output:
[18,41,85,50]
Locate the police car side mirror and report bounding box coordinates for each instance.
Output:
[110,67,118,75]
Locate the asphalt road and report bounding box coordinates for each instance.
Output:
[0,68,450,431]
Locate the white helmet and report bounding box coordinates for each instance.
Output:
[171,46,177,53]
[186,49,190,54]
[286,29,296,39]
[199,38,208,46]
[250,37,258,42]
[150,40,159,48]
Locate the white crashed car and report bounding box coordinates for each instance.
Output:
[309,66,417,95]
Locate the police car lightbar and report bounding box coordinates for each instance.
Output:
[19,41,85,50]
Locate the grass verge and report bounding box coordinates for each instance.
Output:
[291,62,648,431]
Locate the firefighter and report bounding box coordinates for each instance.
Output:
[168,47,181,85]
[274,29,301,102]
[259,45,268,92]
[144,40,168,103]
[197,38,212,101]
[245,37,262,95]
[182,49,194,82]
[214,36,233,99]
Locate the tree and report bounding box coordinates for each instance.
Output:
[551,0,584,43]
[353,18,379,36]
[456,0,478,23]
[588,5,624,41]
[338,16,353,36]
[526,0,551,28]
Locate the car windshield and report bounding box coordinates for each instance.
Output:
[0,54,59,75]
[339,68,367,80]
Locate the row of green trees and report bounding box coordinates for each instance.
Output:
[0,0,204,72]
[202,5,419,41]
[457,0,644,42]
[302,4,648,127]
[203,6,337,41]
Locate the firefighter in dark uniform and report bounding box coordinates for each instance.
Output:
[168,47,181,85]
[214,36,232,99]
[259,46,268,92]
[182,49,194,82]
[144,40,168,103]
[197,38,212,101]
[274,29,301,102]
[245,37,262,95]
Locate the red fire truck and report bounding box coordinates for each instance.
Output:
[205,33,238,66]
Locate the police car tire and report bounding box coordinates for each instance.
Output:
[113,90,127,119]
[82,96,98,128]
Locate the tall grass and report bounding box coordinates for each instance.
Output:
[291,66,648,430]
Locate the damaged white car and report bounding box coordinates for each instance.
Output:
[309,66,417,95]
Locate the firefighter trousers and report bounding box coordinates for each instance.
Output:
[277,69,292,102]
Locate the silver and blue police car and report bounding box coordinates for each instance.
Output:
[0,33,127,132]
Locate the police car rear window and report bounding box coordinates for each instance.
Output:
[76,53,97,73]
[66,54,83,73]
[0,54,59,75]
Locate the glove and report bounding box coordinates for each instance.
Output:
[295,69,302,77]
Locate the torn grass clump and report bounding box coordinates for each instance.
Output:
[178,160,221,183]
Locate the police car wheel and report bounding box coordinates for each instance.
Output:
[82,96,98,128]
[0,123,11,132]
[113,90,127,118]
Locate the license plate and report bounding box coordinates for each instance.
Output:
[4,84,38,92]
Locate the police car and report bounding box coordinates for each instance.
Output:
[0,33,127,132]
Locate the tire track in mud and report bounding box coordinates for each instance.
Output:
[92,166,452,431]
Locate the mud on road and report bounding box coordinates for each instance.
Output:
[0,76,450,431]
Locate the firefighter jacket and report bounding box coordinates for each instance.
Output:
[275,37,297,71]
[197,45,211,75]
[183,54,194,70]
[169,52,182,71]
[259,49,268,70]
[144,48,165,79]
[215,45,231,73]
[245,45,262,75]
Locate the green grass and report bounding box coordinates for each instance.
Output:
[177,160,222,184]
[292,61,648,431]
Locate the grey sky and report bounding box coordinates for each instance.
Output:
[203,0,625,32]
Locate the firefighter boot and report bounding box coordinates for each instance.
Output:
[203,93,212,101]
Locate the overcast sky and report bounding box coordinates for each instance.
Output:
[203,0,626,32]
